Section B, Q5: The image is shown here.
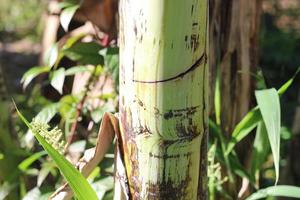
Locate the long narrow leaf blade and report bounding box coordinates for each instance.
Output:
[226,70,298,155]
[226,108,261,155]
[14,104,98,200]
[278,67,300,96]
[246,185,300,200]
[18,151,47,171]
[250,122,270,185]
[214,66,221,125]
[255,89,281,184]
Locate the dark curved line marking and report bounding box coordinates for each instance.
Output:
[133,52,207,84]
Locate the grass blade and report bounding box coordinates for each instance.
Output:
[246,185,300,200]
[214,66,221,125]
[226,70,298,155]
[278,67,300,96]
[18,151,47,172]
[255,89,281,184]
[226,108,261,155]
[250,122,270,186]
[14,103,98,200]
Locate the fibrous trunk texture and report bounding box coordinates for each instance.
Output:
[118,0,208,199]
[209,0,262,134]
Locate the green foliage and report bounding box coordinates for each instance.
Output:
[50,68,65,94]
[15,105,98,200]
[18,151,47,172]
[209,68,299,199]
[255,89,281,184]
[59,3,80,32]
[251,122,270,185]
[64,42,104,65]
[0,0,46,41]
[21,66,50,89]
[9,2,119,197]
[246,185,300,200]
[3,1,299,199]
[226,107,261,154]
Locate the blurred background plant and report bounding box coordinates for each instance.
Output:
[0,0,299,199]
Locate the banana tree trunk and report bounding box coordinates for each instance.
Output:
[118,0,208,199]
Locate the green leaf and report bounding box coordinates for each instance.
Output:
[226,70,298,155]
[255,88,281,184]
[99,47,119,84]
[65,66,92,76]
[214,65,221,125]
[64,42,104,65]
[69,140,86,153]
[35,103,59,123]
[44,43,58,67]
[58,95,79,120]
[14,104,98,200]
[18,151,47,172]
[51,68,65,94]
[21,66,50,89]
[22,187,41,200]
[250,122,270,184]
[226,108,261,155]
[60,5,80,32]
[91,105,113,123]
[278,67,300,96]
[246,185,300,200]
[62,34,86,50]
[92,176,114,200]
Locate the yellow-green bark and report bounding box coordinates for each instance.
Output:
[119,0,208,199]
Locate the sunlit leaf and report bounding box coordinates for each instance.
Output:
[92,176,114,200]
[22,187,41,200]
[69,140,86,153]
[50,68,65,94]
[65,66,92,76]
[44,43,59,68]
[21,66,50,89]
[62,34,86,50]
[35,103,59,123]
[60,5,80,32]
[246,185,300,200]
[255,88,281,184]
